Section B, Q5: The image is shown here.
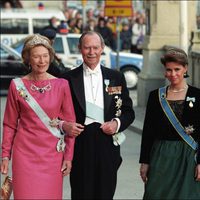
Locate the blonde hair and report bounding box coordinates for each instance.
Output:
[22,34,55,66]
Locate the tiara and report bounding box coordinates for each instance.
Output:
[166,49,187,57]
[26,34,50,47]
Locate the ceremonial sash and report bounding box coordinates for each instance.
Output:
[86,101,104,123]
[85,101,125,146]
[13,78,63,139]
[159,86,198,151]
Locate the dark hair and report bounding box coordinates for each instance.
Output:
[78,31,105,48]
[161,47,189,77]
[40,28,56,40]
[161,47,188,66]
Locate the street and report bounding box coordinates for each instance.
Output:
[0,90,144,199]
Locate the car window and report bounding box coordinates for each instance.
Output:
[53,37,64,54]
[11,39,25,54]
[67,37,79,54]
[0,47,18,60]
[1,18,28,34]
[33,19,50,33]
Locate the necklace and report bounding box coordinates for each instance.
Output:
[168,85,188,93]
[30,82,51,93]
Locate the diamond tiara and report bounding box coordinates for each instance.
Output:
[167,49,187,58]
[26,34,51,47]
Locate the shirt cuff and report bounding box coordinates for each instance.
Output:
[112,118,121,133]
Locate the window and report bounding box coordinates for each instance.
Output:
[0,19,28,34]
[33,19,50,33]
[53,37,64,54]
[67,37,79,54]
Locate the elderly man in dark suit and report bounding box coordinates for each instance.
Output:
[62,31,135,199]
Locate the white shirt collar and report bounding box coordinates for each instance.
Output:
[83,62,101,76]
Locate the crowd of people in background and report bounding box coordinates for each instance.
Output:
[2,0,200,54]
[51,7,146,54]
[1,0,146,54]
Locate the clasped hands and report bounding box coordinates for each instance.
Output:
[62,120,118,137]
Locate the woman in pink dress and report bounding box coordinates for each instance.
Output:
[0,34,84,199]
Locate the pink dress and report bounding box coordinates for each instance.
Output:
[1,78,75,199]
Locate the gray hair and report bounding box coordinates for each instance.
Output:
[78,31,105,48]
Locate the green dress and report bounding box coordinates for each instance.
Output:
[144,101,200,200]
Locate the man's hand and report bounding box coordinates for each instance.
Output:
[62,122,84,137]
[100,120,118,135]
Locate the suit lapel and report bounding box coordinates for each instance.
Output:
[70,66,116,118]
[70,66,86,113]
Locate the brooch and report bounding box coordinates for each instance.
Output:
[49,118,60,128]
[16,86,29,101]
[161,93,166,99]
[186,96,195,108]
[185,125,195,135]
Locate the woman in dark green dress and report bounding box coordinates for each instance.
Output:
[139,47,200,199]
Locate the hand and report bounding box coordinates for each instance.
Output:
[140,163,149,183]
[195,164,200,181]
[1,159,9,175]
[62,122,84,137]
[61,160,72,176]
[100,120,118,135]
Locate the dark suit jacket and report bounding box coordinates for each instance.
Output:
[62,65,135,133]
[139,85,200,164]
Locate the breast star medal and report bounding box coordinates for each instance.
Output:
[185,125,195,135]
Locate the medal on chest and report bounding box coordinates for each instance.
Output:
[56,137,66,152]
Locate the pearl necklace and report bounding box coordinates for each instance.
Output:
[30,82,51,93]
[168,85,188,93]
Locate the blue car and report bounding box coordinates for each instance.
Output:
[109,50,143,89]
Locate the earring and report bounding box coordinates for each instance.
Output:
[184,72,189,78]
[28,64,32,71]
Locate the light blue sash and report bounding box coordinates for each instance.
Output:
[13,78,63,139]
[86,101,104,123]
[159,86,198,151]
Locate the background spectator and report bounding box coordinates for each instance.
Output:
[131,15,146,54]
[120,21,132,52]
[95,17,115,50]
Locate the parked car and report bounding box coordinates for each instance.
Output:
[0,43,28,95]
[12,33,143,89]
[1,8,66,46]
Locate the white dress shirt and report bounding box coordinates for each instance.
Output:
[83,63,120,132]
[83,63,103,125]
